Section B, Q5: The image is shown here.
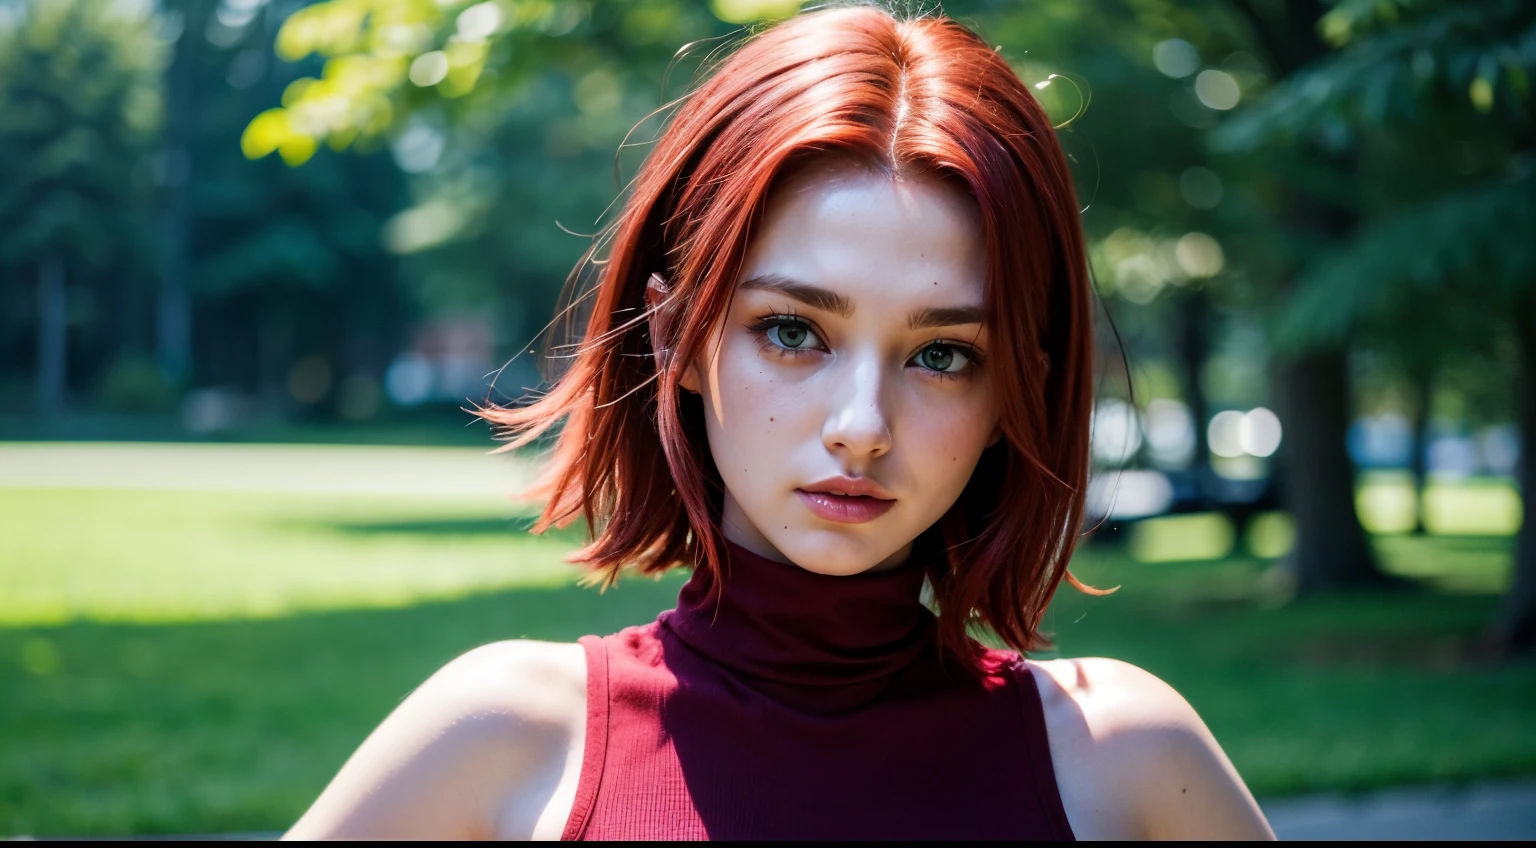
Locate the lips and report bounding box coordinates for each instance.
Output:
[796,477,896,524]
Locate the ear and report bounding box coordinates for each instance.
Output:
[986,421,1004,449]
[678,361,702,394]
[645,273,671,376]
[647,273,703,395]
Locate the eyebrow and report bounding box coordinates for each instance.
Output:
[907,305,986,331]
[741,273,986,330]
[740,274,852,317]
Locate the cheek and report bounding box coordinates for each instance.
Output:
[898,385,998,484]
[697,334,810,474]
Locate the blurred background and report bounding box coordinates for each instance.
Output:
[2,0,1534,837]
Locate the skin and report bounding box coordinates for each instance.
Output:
[682,161,1001,577]
[285,165,1275,841]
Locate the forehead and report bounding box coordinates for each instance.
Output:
[739,164,987,309]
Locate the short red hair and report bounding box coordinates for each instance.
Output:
[482,6,1094,671]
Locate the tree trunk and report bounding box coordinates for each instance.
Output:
[1219,0,1389,589]
[35,258,66,415]
[1267,138,1393,590]
[1491,302,1536,653]
[259,306,296,410]
[1273,349,1389,591]
[157,251,191,383]
[1223,0,1390,588]
[1176,288,1212,472]
[156,0,198,385]
[1409,362,1433,536]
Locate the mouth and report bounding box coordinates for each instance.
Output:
[796,477,896,524]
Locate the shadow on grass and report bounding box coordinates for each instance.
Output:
[315,516,543,536]
[0,575,683,837]
[1381,534,1513,553]
[289,516,590,542]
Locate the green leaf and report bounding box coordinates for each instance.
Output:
[1274,167,1536,352]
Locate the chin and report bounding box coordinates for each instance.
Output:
[771,527,910,576]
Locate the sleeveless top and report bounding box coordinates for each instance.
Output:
[561,539,1076,841]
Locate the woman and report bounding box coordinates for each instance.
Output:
[286,5,1274,840]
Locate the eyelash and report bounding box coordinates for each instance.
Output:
[746,313,984,382]
[747,313,821,359]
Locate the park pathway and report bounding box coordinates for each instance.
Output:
[1262,780,1536,840]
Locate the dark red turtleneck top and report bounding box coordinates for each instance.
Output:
[561,540,1076,841]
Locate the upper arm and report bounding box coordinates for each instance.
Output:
[283,640,585,841]
[1032,658,1274,841]
[1115,667,1273,840]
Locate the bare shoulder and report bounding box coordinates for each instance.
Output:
[285,639,588,841]
[1030,656,1202,740]
[426,638,587,721]
[1026,657,1274,841]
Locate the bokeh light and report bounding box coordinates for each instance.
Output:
[1194,69,1241,110]
[1153,38,1199,78]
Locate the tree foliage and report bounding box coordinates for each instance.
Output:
[1216,0,1536,351]
[240,0,793,165]
[0,0,167,410]
[0,0,164,272]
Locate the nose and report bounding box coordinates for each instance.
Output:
[821,350,893,462]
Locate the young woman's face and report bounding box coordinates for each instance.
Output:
[687,163,1000,576]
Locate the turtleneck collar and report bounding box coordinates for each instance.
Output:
[660,538,938,712]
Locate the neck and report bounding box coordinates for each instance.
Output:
[662,537,938,713]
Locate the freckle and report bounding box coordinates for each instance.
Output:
[1181,788,1187,794]
[769,417,775,422]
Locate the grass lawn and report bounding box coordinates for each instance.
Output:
[2,471,1534,835]
[0,410,496,447]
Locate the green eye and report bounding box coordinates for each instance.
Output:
[915,343,970,374]
[768,321,815,350]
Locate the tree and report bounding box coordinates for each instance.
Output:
[154,0,204,387]
[1219,0,1536,645]
[0,0,165,413]
[980,0,1389,568]
[242,0,756,397]
[1206,0,1400,592]
[128,0,415,412]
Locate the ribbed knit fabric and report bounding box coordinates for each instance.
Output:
[561,539,1076,841]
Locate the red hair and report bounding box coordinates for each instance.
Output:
[481,5,1095,671]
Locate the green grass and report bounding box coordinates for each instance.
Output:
[0,410,497,447]
[1357,472,1523,536]
[0,489,580,626]
[1051,541,1533,798]
[1,478,1533,835]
